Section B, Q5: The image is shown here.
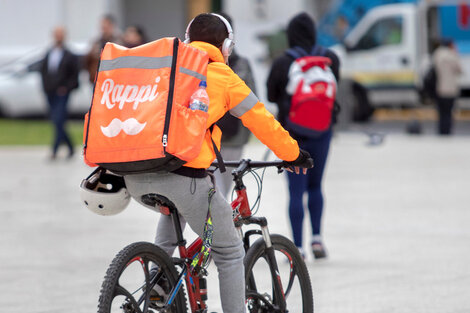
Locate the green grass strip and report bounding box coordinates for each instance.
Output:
[0,119,84,145]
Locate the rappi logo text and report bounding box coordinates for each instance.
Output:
[100,76,161,110]
[99,77,161,137]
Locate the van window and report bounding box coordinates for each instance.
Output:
[353,16,403,50]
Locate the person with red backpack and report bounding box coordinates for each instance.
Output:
[267,12,340,259]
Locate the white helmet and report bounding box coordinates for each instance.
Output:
[80,168,131,216]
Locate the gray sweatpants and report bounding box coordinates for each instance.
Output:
[124,172,245,313]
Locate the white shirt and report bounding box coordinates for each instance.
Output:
[433,46,462,97]
[47,47,64,73]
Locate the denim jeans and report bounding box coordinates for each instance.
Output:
[46,92,74,156]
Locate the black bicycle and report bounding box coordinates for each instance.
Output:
[97,159,313,313]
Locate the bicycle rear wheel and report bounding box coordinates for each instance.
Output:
[244,234,313,313]
[98,241,187,313]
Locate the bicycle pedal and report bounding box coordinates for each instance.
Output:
[150,295,164,302]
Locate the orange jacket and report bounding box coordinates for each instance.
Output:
[185,41,299,169]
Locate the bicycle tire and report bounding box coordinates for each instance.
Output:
[244,234,314,313]
[98,241,187,313]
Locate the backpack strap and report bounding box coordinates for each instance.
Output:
[310,45,327,57]
[209,124,226,173]
[287,45,328,59]
[286,46,308,59]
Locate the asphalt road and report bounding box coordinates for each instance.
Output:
[1,124,469,313]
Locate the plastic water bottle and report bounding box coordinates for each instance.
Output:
[189,81,209,112]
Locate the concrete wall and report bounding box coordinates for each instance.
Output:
[222,0,316,105]
[122,0,187,41]
[0,0,105,50]
[224,0,320,23]
[225,0,306,24]
[0,0,186,62]
[0,0,316,59]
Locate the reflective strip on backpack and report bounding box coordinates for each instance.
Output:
[99,55,173,72]
[179,67,207,81]
[230,91,258,117]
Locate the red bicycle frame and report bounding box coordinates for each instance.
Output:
[162,186,251,312]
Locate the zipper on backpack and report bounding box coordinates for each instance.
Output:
[162,38,179,152]
[84,49,104,150]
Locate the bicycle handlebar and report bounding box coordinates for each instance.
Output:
[211,159,285,176]
[219,159,285,168]
[211,158,313,175]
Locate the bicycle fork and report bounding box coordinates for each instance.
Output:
[239,216,287,312]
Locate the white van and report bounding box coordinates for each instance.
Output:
[332,0,470,121]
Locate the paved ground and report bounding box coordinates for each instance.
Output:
[1,122,470,313]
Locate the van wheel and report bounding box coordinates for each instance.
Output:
[352,86,374,122]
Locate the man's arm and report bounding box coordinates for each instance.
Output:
[66,52,80,91]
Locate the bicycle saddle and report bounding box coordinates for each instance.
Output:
[141,193,176,216]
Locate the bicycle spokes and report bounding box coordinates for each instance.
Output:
[108,257,169,312]
[246,249,305,312]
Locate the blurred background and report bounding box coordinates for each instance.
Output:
[0,0,469,131]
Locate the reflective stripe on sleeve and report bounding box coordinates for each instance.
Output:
[229,92,259,117]
[179,67,207,81]
[99,56,173,72]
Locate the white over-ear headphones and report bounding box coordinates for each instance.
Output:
[184,13,235,57]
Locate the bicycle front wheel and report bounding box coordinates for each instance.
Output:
[98,241,187,313]
[244,234,313,313]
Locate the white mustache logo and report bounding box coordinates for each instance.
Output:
[100,118,147,138]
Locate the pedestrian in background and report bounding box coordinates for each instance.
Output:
[267,12,340,259]
[84,14,122,83]
[214,12,257,198]
[123,25,148,48]
[432,38,462,135]
[39,26,79,160]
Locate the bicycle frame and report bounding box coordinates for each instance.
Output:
[153,160,288,313]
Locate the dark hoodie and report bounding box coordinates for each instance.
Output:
[267,12,340,127]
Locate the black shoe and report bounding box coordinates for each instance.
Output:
[312,242,327,259]
[148,268,170,308]
[149,286,168,307]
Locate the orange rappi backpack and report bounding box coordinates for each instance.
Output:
[83,37,209,174]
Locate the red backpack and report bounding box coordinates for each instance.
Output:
[285,46,337,137]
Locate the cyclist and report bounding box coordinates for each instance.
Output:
[123,13,312,313]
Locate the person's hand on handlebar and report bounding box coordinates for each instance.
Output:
[283,148,314,174]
